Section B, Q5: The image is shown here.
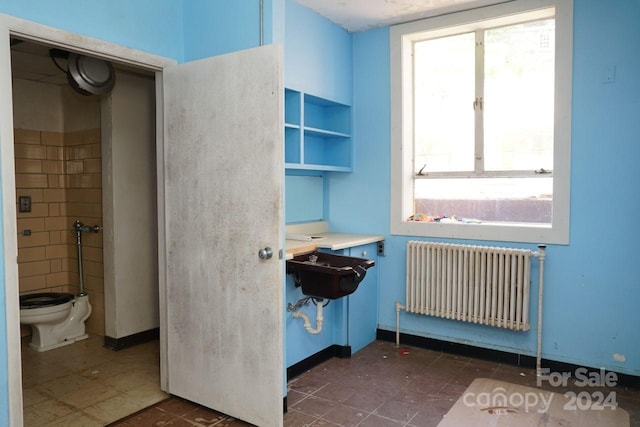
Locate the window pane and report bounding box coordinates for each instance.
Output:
[414,177,552,223]
[414,33,475,172]
[484,19,555,171]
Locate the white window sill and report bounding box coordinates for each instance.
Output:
[391,219,568,245]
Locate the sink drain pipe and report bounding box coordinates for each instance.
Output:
[288,297,324,335]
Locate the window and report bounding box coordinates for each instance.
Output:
[390,0,572,244]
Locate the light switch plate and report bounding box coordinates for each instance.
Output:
[18,196,31,212]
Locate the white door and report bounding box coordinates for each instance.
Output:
[162,45,284,427]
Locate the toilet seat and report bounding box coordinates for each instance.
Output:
[20,292,74,309]
[20,293,74,319]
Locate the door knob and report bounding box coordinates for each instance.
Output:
[258,247,273,260]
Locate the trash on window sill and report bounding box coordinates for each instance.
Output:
[407,213,481,224]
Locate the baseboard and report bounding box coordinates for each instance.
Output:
[286,344,351,381]
[377,329,531,365]
[104,328,159,351]
[377,329,640,389]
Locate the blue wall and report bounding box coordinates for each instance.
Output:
[284,0,352,104]
[0,0,184,60]
[328,0,640,376]
[183,0,268,61]
[0,0,282,63]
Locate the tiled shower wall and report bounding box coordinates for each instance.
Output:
[15,127,104,336]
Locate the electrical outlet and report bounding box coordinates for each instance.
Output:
[377,240,385,256]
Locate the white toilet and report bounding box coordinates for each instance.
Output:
[19,292,92,352]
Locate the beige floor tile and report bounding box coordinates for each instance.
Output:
[57,382,120,409]
[78,359,131,381]
[21,362,71,388]
[100,368,159,392]
[52,343,113,373]
[122,382,169,407]
[23,397,75,426]
[56,354,113,374]
[43,410,105,427]
[111,347,159,366]
[21,335,163,423]
[22,387,49,407]
[36,372,93,397]
[83,393,155,424]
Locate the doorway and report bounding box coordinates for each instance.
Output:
[0,23,171,425]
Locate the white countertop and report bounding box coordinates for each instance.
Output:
[285,222,384,259]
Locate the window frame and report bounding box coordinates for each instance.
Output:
[390,0,573,244]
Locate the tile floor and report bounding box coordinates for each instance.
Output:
[109,340,640,427]
[21,333,167,426]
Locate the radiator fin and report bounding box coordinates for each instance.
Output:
[406,241,532,331]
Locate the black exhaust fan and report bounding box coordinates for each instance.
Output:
[67,53,116,96]
[50,49,115,96]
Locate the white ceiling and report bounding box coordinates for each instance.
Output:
[294,0,503,32]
